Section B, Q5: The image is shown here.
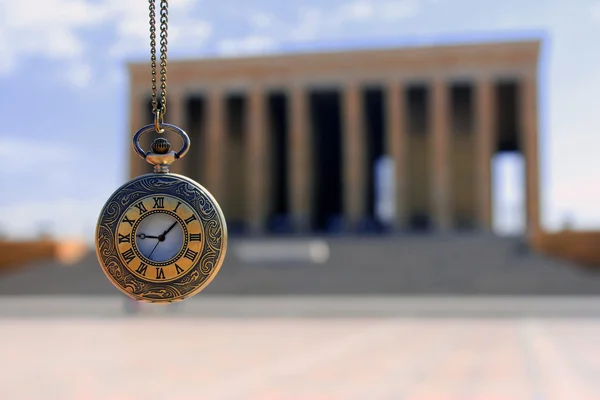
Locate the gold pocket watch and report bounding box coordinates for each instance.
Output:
[95,0,227,303]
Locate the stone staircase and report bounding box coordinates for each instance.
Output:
[2,234,600,296]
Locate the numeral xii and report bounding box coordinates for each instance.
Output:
[153,197,164,209]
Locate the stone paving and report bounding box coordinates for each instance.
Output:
[2,298,600,399]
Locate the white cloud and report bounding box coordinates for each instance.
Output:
[65,62,93,88]
[0,197,105,242]
[250,12,275,29]
[336,0,420,25]
[162,20,213,56]
[0,0,104,70]
[290,0,420,41]
[0,135,109,242]
[0,43,16,75]
[0,0,422,86]
[8,0,106,28]
[0,135,81,174]
[0,134,118,242]
[592,2,600,20]
[379,0,420,21]
[107,0,211,59]
[218,36,278,56]
[222,0,422,54]
[0,0,212,87]
[291,8,325,41]
[338,1,376,21]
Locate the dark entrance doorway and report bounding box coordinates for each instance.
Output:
[224,94,247,234]
[363,86,386,230]
[185,96,206,185]
[309,89,343,232]
[267,91,291,233]
[449,83,476,230]
[405,84,432,231]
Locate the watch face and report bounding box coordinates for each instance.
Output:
[135,212,184,262]
[116,195,203,282]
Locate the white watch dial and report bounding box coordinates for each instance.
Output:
[135,213,184,262]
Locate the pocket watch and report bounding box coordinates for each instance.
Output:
[95,0,227,303]
[95,124,227,303]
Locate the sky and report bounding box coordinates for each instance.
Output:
[0,0,599,241]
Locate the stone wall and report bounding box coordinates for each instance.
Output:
[0,239,89,274]
[538,231,600,268]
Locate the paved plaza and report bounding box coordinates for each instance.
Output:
[2,296,600,399]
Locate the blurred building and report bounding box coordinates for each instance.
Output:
[0,238,88,273]
[128,39,540,238]
[9,39,600,297]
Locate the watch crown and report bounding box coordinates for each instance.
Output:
[151,138,171,154]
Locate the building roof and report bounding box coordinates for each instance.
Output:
[127,37,542,90]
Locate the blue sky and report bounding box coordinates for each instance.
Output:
[0,0,599,241]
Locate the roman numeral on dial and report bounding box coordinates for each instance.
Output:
[153,197,165,209]
[136,262,148,276]
[184,248,198,261]
[189,233,201,241]
[134,201,148,215]
[121,248,135,264]
[185,215,197,225]
[123,215,136,227]
[175,264,184,274]
[156,268,166,280]
[173,202,182,213]
[118,233,131,243]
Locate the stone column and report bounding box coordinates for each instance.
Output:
[475,78,494,231]
[129,91,147,179]
[247,86,269,233]
[521,75,541,245]
[288,85,311,231]
[343,83,366,229]
[204,88,225,203]
[165,91,188,176]
[386,80,406,229]
[431,79,451,230]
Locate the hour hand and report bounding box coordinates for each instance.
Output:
[137,233,159,239]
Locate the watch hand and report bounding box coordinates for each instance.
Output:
[147,221,178,259]
[148,240,161,258]
[162,221,178,237]
[137,234,160,239]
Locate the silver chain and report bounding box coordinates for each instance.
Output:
[149,0,168,129]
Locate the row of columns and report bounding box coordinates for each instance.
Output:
[130,76,539,236]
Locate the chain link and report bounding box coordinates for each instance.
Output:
[149,0,168,130]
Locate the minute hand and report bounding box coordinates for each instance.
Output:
[162,221,178,237]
